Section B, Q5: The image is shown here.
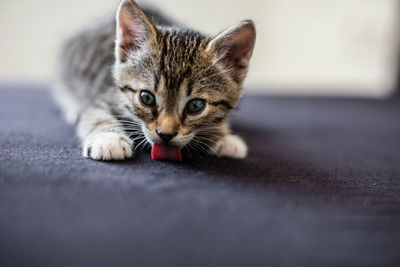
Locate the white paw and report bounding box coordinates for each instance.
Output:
[214,134,248,159]
[83,132,133,161]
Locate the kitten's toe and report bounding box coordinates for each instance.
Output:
[214,134,248,159]
[83,132,133,161]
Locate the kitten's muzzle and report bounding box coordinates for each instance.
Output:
[156,130,177,143]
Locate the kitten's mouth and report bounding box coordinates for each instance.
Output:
[151,143,182,162]
[141,126,185,161]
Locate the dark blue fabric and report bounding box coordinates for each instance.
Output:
[0,87,399,267]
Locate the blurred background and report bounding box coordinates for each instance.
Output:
[0,0,398,97]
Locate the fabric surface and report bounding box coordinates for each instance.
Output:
[0,86,399,266]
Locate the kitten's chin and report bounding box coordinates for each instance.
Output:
[168,136,194,148]
[169,140,191,148]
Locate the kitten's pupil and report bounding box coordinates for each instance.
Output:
[140,91,156,107]
[186,99,205,114]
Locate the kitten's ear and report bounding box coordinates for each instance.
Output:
[207,20,256,83]
[116,0,157,61]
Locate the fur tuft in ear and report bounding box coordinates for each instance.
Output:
[208,20,256,83]
[116,0,157,61]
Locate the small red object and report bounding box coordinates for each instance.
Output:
[151,143,182,161]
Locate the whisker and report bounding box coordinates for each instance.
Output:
[134,138,147,154]
[190,138,214,157]
[187,142,205,159]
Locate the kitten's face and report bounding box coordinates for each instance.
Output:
[114,0,255,149]
[116,40,237,147]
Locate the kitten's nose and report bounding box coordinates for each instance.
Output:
[156,130,177,143]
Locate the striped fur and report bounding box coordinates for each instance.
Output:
[53,0,256,161]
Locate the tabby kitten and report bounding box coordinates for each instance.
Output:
[54,0,256,161]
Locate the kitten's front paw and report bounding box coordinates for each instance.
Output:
[214,134,248,159]
[83,132,133,161]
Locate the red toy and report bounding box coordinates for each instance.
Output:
[151,143,182,162]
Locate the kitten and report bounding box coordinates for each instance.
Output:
[53,0,256,161]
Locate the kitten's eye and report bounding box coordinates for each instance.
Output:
[186,99,206,114]
[140,91,156,107]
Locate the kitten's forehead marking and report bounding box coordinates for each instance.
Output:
[119,63,154,91]
[155,76,165,93]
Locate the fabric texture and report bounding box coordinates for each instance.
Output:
[0,86,399,266]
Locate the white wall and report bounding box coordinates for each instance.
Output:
[0,0,398,97]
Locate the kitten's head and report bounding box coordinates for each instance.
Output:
[113,0,256,149]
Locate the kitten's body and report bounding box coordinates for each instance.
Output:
[54,0,255,161]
